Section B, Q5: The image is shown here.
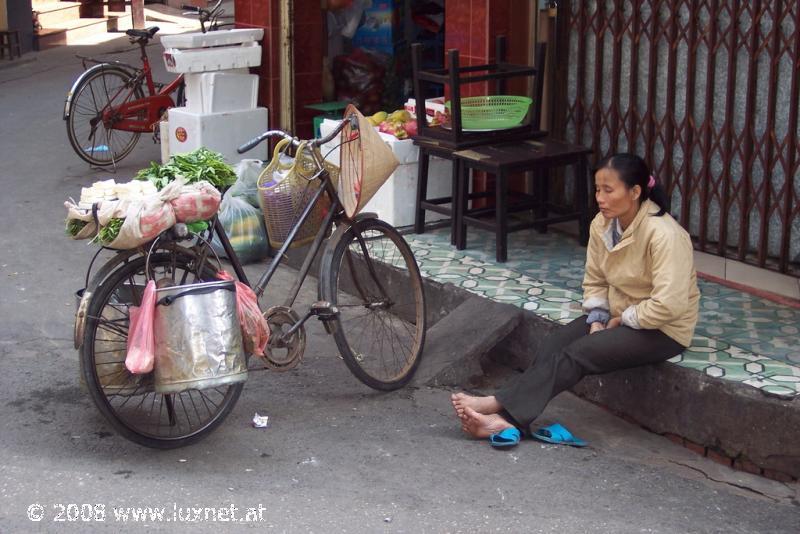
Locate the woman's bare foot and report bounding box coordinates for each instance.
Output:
[451,392,502,417]
[459,407,515,439]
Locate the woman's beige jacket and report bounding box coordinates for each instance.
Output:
[582,199,700,347]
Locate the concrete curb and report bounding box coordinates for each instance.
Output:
[411,295,523,388]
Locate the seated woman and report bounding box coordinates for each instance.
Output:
[452,153,700,443]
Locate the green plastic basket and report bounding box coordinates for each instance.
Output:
[446,95,532,130]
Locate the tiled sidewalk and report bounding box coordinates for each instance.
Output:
[394,226,800,399]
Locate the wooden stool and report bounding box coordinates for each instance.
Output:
[452,139,593,262]
[0,30,22,60]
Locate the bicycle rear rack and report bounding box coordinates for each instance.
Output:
[77,55,138,73]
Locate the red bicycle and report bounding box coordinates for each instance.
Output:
[63,1,226,167]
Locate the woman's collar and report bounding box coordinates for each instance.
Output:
[600,200,657,252]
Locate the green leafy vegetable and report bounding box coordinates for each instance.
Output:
[93,218,124,245]
[65,219,88,237]
[135,148,237,191]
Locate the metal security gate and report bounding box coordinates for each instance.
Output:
[554,0,800,276]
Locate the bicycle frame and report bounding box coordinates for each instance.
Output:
[106,41,182,133]
[211,166,343,309]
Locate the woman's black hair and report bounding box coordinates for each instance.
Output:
[593,153,669,216]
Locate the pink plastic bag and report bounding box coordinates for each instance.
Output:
[217,271,269,356]
[125,280,157,374]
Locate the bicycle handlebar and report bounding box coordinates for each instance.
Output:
[182,0,223,30]
[237,113,357,154]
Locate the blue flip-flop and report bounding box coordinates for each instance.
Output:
[489,427,521,448]
[532,423,587,447]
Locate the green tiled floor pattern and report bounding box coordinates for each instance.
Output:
[389,226,800,399]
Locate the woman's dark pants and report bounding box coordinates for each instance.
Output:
[495,316,684,435]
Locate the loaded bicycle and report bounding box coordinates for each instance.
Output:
[74,108,427,448]
[63,1,226,167]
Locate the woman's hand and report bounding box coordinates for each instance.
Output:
[589,322,605,334]
[606,317,622,329]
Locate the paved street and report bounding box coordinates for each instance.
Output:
[0,38,798,533]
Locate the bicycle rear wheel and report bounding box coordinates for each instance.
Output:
[320,218,426,390]
[80,249,244,448]
[66,66,144,166]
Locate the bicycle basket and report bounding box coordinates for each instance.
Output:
[257,139,339,249]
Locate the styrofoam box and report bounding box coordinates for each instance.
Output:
[168,107,269,164]
[163,42,261,73]
[159,120,170,164]
[183,68,248,113]
[320,119,453,228]
[183,72,258,114]
[161,29,264,49]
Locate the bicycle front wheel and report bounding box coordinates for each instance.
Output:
[80,249,244,448]
[66,66,144,166]
[321,218,426,391]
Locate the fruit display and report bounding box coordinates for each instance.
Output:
[367,109,418,140]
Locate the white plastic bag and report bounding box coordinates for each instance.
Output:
[229,159,266,208]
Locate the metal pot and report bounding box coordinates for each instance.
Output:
[153,280,247,393]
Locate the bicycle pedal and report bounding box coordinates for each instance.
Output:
[310,301,338,320]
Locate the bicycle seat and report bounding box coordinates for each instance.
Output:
[126,27,160,40]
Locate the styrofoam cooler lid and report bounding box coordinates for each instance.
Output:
[161,28,264,49]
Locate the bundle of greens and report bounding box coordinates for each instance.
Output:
[65,219,88,237]
[92,218,124,245]
[135,148,237,191]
